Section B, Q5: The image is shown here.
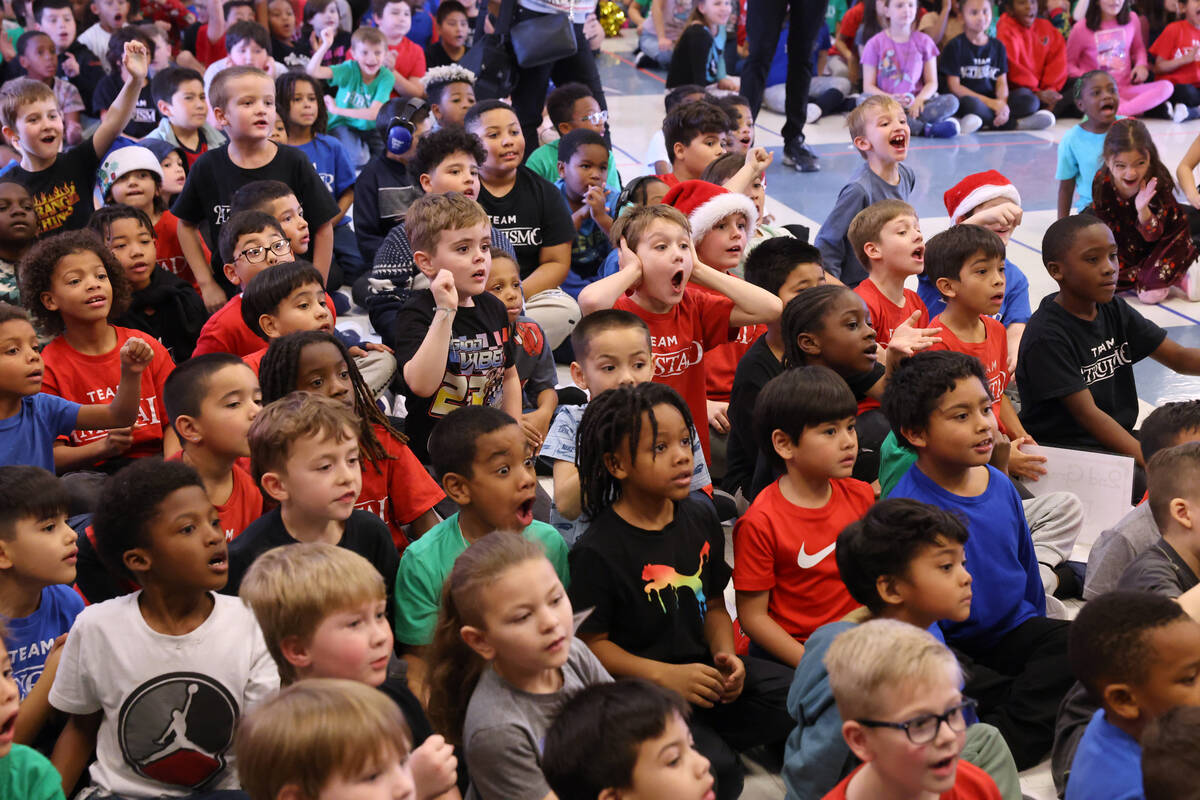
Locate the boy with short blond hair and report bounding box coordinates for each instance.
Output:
[395,192,522,463]
[814,95,916,287]
[849,199,930,347]
[308,26,397,169]
[822,619,1003,799]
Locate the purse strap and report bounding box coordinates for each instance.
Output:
[480,0,518,36]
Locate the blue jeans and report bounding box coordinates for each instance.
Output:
[908,93,959,135]
[329,125,382,169]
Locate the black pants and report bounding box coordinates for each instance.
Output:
[688,655,794,800]
[1173,83,1200,107]
[955,615,1073,770]
[508,8,608,156]
[740,0,830,142]
[957,87,1040,129]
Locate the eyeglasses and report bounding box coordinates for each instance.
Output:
[236,238,292,263]
[856,698,977,745]
[577,109,608,125]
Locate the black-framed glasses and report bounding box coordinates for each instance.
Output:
[236,238,292,263]
[856,698,977,744]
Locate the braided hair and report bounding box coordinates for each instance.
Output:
[257,330,404,469]
[576,383,694,521]
[781,284,859,368]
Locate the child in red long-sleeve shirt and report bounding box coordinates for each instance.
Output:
[997,0,1067,112]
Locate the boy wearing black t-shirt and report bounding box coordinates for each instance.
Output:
[1017,215,1200,472]
[172,66,339,312]
[940,0,1054,131]
[394,192,522,462]
[0,39,148,237]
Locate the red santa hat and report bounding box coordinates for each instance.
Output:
[663,180,758,243]
[943,170,1022,223]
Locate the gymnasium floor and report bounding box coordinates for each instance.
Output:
[586,29,1200,800]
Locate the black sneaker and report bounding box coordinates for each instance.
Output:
[635,50,656,69]
[782,138,819,172]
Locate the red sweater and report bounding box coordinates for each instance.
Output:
[997,13,1067,92]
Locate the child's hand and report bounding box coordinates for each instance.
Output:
[659,662,724,708]
[519,418,545,451]
[101,426,134,457]
[617,238,644,288]
[1131,63,1149,83]
[347,345,367,358]
[430,268,459,309]
[319,25,337,48]
[707,399,730,435]
[713,651,745,703]
[409,734,458,800]
[363,341,393,353]
[584,185,608,217]
[993,102,1010,127]
[908,96,925,117]
[888,312,941,356]
[323,95,338,114]
[744,146,772,175]
[385,49,398,69]
[963,200,1022,231]
[199,282,226,314]
[122,39,150,82]
[119,336,155,373]
[1008,435,1048,481]
[1135,178,1158,213]
[61,53,80,78]
[1036,88,1062,107]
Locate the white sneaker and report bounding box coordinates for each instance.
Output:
[959,113,983,134]
[1182,261,1200,301]
[807,102,822,123]
[1174,101,1192,123]
[1017,109,1056,130]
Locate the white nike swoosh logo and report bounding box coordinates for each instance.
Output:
[797,542,837,569]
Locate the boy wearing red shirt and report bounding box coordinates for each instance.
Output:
[577,204,782,463]
[996,0,1067,112]
[850,199,930,347]
[1149,0,1200,120]
[164,353,264,541]
[375,0,427,98]
[733,366,875,668]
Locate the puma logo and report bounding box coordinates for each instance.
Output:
[642,541,710,614]
[796,542,836,569]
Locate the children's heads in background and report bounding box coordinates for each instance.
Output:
[16,31,58,84]
[847,95,909,164]
[609,204,693,312]
[350,27,389,80]
[557,128,611,206]
[422,65,477,128]
[226,21,274,69]
[223,0,259,25]
[1069,591,1200,735]
[219,210,294,287]
[1005,0,1039,27]
[405,191,491,300]
[35,0,78,52]
[923,225,1006,317]
[434,0,470,53]
[19,229,131,337]
[305,0,342,37]
[412,124,484,198]
[465,99,526,178]
[1085,0,1130,27]
[1040,213,1118,306]
[92,457,227,588]
[701,151,766,222]
[943,170,1022,244]
[139,138,189,201]
[235,679,414,800]
[826,620,971,799]
[744,237,824,307]
[267,0,298,42]
[576,382,694,521]
[0,303,45,402]
[665,180,757,274]
[427,531,568,743]
[486,252,524,325]
[276,71,327,138]
[88,205,158,291]
[91,0,129,32]
[543,679,713,800]
[547,82,608,139]
[374,0,413,42]
[0,78,63,165]
[781,284,877,372]
[756,365,858,481]
[1140,400,1200,468]
[240,259,332,339]
[960,0,993,37]
[0,465,76,590]
[848,199,923,277]
[882,350,993,464]
[1146,441,1200,538]
[662,99,728,175]
[614,175,670,220]
[152,66,210,136]
[0,180,36,254]
[164,352,262,461]
[715,94,753,154]
[1074,69,1119,128]
[1102,118,1174,202]
[1142,706,1200,800]
[233,179,311,258]
[428,405,537,529]
[98,145,165,216]
[105,26,154,77]
[836,497,972,624]
[240,542,391,686]
[376,97,434,164]
[210,66,277,141]
[568,308,653,396]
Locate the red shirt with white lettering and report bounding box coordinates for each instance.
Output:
[854,279,929,347]
[356,424,445,553]
[154,210,206,293]
[928,314,1010,434]
[194,293,338,358]
[614,288,735,462]
[823,760,1002,800]
[733,476,873,641]
[41,326,175,462]
[168,453,263,540]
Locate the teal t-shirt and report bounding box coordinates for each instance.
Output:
[393,513,571,646]
[879,431,919,498]
[327,61,397,132]
[525,139,622,192]
[0,744,65,800]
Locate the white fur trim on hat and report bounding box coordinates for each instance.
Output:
[949,182,1021,225]
[688,192,759,243]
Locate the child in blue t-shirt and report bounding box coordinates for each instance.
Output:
[0,625,64,799]
[555,129,617,299]
[1056,69,1119,216]
[307,26,398,168]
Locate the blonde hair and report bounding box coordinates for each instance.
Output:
[351,25,387,47]
[235,678,412,800]
[847,95,906,160]
[0,78,55,130]
[824,619,962,720]
[239,543,387,685]
[610,204,691,253]
[427,532,548,746]
[209,65,272,112]
[847,199,917,271]
[248,392,359,485]
[404,191,489,255]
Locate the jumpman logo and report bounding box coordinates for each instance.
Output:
[642,541,710,614]
[144,683,215,764]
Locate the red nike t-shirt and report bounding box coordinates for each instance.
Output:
[356,424,445,553]
[733,476,874,641]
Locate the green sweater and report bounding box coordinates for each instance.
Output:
[525,139,622,191]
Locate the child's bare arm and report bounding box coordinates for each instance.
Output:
[333,187,353,226]
[310,221,333,282]
[74,337,153,430]
[502,365,522,422]
[862,63,882,96]
[52,711,102,795]
[1177,133,1200,209]
[521,242,571,298]
[15,634,66,745]
[1057,178,1075,219]
[689,257,782,327]
[1060,388,1144,467]
[735,591,805,667]
[176,220,225,312]
[402,272,457,396]
[324,97,386,121]
[577,254,641,314]
[720,147,772,195]
[1151,337,1200,376]
[94,41,149,157]
[206,0,226,42]
[53,433,132,471]
[393,71,426,98]
[401,648,430,704]
[551,460,582,520]
[703,605,744,703]
[306,28,336,78]
[581,632,725,707]
[526,387,557,436]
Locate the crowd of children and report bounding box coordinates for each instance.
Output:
[2,0,1200,798]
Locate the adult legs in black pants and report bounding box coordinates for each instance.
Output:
[740,0,829,172]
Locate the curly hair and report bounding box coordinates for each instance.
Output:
[409,125,486,187]
[19,230,131,337]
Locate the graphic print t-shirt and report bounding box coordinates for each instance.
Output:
[9,137,101,235]
[476,167,575,280]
